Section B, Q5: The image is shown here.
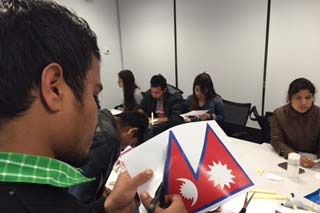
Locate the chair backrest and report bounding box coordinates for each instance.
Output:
[223,99,252,126]
[264,112,273,142]
[249,106,273,142]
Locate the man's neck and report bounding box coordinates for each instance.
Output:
[0,116,54,158]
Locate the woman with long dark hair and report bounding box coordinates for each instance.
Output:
[118,70,142,111]
[185,72,224,123]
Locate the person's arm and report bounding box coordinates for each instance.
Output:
[134,88,143,106]
[213,96,224,123]
[182,96,191,114]
[270,112,295,159]
[140,95,147,114]
[166,95,184,124]
[300,131,320,168]
[140,91,154,117]
[198,96,224,122]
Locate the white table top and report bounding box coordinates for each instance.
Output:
[221,137,320,213]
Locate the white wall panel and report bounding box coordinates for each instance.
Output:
[55,0,123,109]
[265,0,320,112]
[176,0,267,127]
[119,0,175,91]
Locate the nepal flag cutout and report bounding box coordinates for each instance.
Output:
[164,124,254,213]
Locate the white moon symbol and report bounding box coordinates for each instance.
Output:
[177,178,198,206]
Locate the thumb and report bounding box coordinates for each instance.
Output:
[140,192,154,209]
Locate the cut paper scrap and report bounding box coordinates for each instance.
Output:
[265,173,283,181]
[122,121,254,213]
[256,168,265,176]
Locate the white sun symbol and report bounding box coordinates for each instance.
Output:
[207,161,235,189]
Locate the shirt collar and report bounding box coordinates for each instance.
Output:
[0,152,93,188]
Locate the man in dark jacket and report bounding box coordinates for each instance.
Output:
[140,74,184,137]
[69,109,149,206]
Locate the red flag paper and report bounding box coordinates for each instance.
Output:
[164,124,253,212]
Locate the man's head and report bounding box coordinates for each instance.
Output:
[0,0,102,166]
[114,111,149,148]
[150,74,167,100]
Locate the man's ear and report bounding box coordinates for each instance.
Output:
[40,63,65,112]
[127,127,138,137]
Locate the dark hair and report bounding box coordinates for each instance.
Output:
[150,74,167,90]
[0,0,100,124]
[115,111,149,146]
[190,72,217,110]
[118,70,139,111]
[287,78,316,102]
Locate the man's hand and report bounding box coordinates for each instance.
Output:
[157,117,168,125]
[104,170,153,213]
[140,191,187,213]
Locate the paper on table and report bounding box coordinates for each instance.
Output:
[180,110,209,121]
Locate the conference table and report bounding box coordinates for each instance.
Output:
[220,137,320,213]
[108,118,319,213]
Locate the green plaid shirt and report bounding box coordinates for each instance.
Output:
[0,152,93,188]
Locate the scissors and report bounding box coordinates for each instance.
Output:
[239,192,255,213]
[147,143,169,213]
[147,181,167,213]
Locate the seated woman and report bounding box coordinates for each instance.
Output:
[271,77,320,168]
[117,69,143,111]
[184,72,224,123]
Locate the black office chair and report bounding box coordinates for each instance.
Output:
[223,99,251,126]
[249,106,273,143]
[221,99,252,138]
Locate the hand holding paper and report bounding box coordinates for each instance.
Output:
[180,110,209,122]
[104,170,153,213]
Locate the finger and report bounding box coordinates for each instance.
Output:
[167,194,183,203]
[166,194,186,210]
[140,192,154,209]
[131,169,153,188]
